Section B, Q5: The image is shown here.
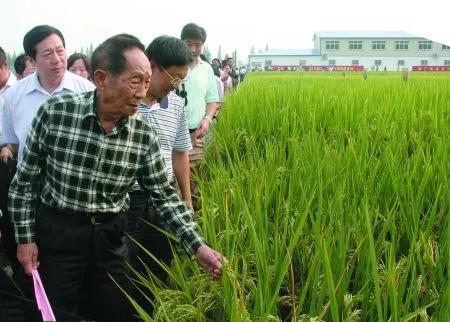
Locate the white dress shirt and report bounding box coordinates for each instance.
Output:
[2,71,95,161]
[0,72,17,144]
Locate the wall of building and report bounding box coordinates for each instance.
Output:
[249,55,323,67]
[248,34,450,71]
[319,38,450,57]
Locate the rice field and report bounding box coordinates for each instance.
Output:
[132,72,450,321]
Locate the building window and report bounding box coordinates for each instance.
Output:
[418,41,432,50]
[299,60,307,65]
[372,41,386,50]
[395,41,409,50]
[265,60,272,66]
[328,60,336,66]
[444,60,450,65]
[374,60,382,66]
[352,60,359,65]
[398,60,405,66]
[442,44,450,50]
[421,60,428,66]
[349,41,363,50]
[325,41,340,50]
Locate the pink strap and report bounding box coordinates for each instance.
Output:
[32,269,56,322]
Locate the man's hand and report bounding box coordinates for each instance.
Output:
[0,146,13,163]
[196,245,228,279]
[17,243,39,276]
[195,118,211,139]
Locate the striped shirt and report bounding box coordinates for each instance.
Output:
[137,92,192,180]
[8,91,205,255]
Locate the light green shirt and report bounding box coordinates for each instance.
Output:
[184,58,219,129]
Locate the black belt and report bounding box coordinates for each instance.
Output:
[189,128,197,134]
[40,204,122,225]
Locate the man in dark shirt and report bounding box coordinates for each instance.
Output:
[9,34,226,322]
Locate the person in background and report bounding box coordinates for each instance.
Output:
[13,54,36,80]
[211,58,221,69]
[220,60,233,95]
[126,35,194,318]
[212,63,224,104]
[0,46,18,283]
[227,57,239,87]
[67,52,90,79]
[239,65,247,83]
[0,46,17,97]
[180,23,219,200]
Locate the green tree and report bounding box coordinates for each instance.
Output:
[202,45,211,62]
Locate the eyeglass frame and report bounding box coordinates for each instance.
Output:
[160,65,185,88]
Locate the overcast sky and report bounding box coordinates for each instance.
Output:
[2,0,449,63]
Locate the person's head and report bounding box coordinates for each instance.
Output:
[180,23,206,60]
[145,36,192,99]
[223,63,231,75]
[227,57,234,68]
[23,25,67,84]
[14,54,36,79]
[211,58,220,67]
[91,33,151,118]
[67,53,90,79]
[221,59,228,69]
[0,46,9,88]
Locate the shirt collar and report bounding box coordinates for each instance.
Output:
[140,94,169,112]
[86,91,132,133]
[24,71,79,95]
[0,72,17,94]
[5,72,17,87]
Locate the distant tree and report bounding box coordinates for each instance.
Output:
[6,51,17,69]
[217,45,222,60]
[88,43,94,57]
[202,45,211,62]
[265,43,269,51]
[250,46,255,54]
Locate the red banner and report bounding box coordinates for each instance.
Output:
[269,65,364,71]
[412,66,450,71]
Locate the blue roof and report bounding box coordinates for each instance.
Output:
[313,31,419,39]
[249,49,320,56]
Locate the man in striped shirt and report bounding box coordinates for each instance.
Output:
[9,34,226,321]
[126,36,195,317]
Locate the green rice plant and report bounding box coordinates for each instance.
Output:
[130,72,450,321]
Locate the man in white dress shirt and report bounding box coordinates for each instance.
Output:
[0,25,94,322]
[1,25,95,164]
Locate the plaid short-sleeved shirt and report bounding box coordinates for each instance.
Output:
[9,91,205,255]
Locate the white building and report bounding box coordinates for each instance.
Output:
[249,31,450,72]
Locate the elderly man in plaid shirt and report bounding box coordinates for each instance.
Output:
[8,34,226,322]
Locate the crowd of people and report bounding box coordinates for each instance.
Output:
[0,22,244,321]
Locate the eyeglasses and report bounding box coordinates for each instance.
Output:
[160,66,184,88]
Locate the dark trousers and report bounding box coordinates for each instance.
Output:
[0,158,18,270]
[35,205,129,322]
[0,267,41,322]
[126,190,174,319]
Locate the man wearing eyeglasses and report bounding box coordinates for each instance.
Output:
[180,23,219,191]
[126,35,195,318]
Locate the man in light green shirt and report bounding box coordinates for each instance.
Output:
[181,23,219,170]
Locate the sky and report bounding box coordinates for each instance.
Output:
[2,0,450,64]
